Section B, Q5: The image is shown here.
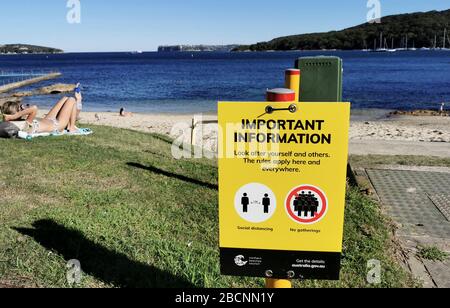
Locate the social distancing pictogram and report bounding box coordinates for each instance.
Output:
[234,183,276,223]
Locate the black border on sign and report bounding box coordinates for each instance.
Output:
[220,248,341,280]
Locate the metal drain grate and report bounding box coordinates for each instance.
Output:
[367,169,450,239]
[428,194,450,222]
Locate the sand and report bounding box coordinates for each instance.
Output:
[350,116,450,143]
[77,111,207,136]
[38,110,450,157]
[349,116,450,157]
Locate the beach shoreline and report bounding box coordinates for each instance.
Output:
[35,109,450,157]
[41,110,449,141]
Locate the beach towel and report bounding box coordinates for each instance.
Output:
[18,128,93,140]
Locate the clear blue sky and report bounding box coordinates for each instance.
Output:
[0,0,448,52]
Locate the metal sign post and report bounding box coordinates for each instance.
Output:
[265,86,297,289]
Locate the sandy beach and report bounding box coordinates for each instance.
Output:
[52,110,449,142]
[37,110,450,157]
[350,116,450,143]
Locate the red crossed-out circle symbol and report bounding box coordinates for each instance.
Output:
[285,185,328,225]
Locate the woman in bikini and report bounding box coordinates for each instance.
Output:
[1,86,83,134]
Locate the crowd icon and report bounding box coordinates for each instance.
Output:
[293,191,320,218]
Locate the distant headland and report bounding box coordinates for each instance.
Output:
[158,44,241,52]
[0,44,63,55]
[233,9,450,51]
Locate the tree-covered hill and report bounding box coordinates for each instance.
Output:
[234,9,450,51]
[0,44,63,54]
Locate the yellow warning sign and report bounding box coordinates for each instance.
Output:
[218,101,351,280]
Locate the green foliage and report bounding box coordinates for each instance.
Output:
[349,155,450,168]
[234,10,450,51]
[0,44,63,54]
[418,246,449,262]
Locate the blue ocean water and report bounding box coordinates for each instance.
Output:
[1,51,449,113]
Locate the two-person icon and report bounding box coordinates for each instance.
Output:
[241,193,271,214]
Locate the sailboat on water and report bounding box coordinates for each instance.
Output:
[371,33,393,52]
[430,34,439,51]
[361,39,370,52]
[373,33,397,52]
[387,37,397,52]
[442,28,450,51]
[396,34,409,51]
[420,36,431,50]
[375,33,388,52]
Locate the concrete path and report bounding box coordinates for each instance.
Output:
[350,140,450,158]
[365,166,450,288]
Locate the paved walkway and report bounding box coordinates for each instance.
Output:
[365,166,450,288]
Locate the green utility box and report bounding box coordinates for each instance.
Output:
[295,56,343,102]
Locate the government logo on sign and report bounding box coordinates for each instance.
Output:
[234,255,248,267]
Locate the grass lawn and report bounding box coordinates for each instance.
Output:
[0,125,416,288]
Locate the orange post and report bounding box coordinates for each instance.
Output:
[285,69,300,102]
[264,87,296,289]
[265,278,292,289]
[266,88,296,103]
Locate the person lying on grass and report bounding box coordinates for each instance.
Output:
[1,86,83,134]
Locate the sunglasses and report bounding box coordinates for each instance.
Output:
[20,104,30,111]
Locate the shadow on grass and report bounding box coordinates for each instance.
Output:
[14,220,195,288]
[127,162,218,190]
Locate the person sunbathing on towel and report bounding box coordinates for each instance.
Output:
[1,85,83,134]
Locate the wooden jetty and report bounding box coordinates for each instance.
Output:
[0,72,62,94]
